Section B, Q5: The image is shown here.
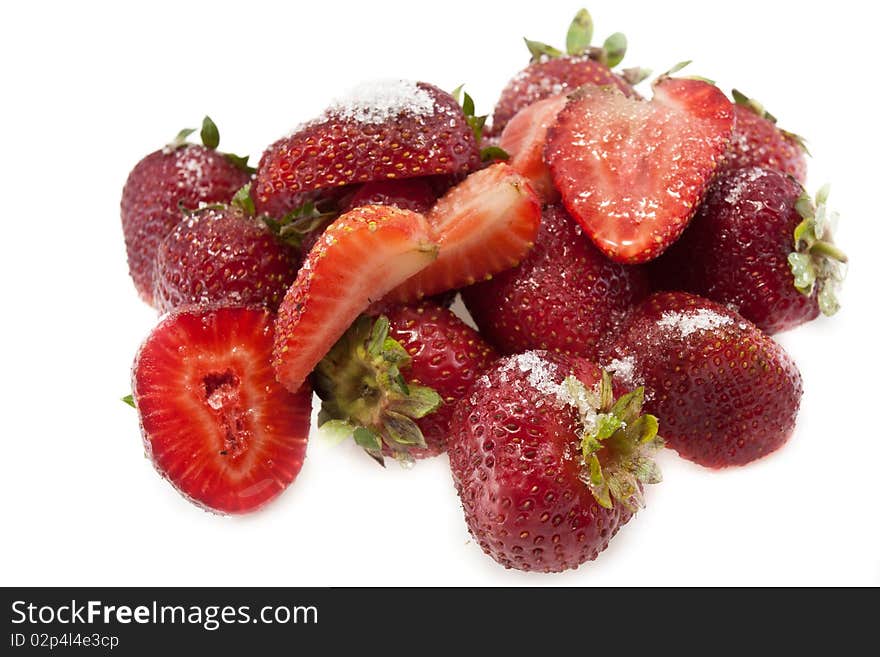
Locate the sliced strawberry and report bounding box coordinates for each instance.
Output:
[499,95,568,202]
[273,205,438,393]
[254,81,478,217]
[132,306,312,514]
[546,78,734,264]
[385,163,541,303]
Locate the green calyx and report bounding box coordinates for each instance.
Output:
[451,85,508,160]
[313,316,442,466]
[731,89,810,155]
[162,116,255,172]
[564,371,664,512]
[121,394,135,408]
[788,184,848,316]
[262,195,339,250]
[524,8,628,68]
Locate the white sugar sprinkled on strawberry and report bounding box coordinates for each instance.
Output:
[325,79,437,125]
[657,308,734,338]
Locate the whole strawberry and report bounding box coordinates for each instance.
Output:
[346,178,438,214]
[599,292,803,468]
[153,191,300,313]
[448,351,663,572]
[313,302,497,463]
[254,80,479,217]
[462,205,649,359]
[720,90,808,182]
[490,9,638,136]
[651,167,846,334]
[121,116,252,305]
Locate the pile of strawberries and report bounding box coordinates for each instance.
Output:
[122,9,846,573]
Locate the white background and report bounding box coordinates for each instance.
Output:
[2,0,877,586]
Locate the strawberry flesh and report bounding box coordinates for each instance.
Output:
[132,306,312,514]
[499,95,567,202]
[273,205,438,393]
[491,56,635,136]
[386,163,541,303]
[546,78,734,263]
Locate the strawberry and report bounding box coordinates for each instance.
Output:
[385,163,541,303]
[273,205,438,393]
[462,204,649,359]
[490,9,637,136]
[153,194,300,313]
[545,76,734,264]
[346,178,438,214]
[720,89,808,183]
[121,116,252,305]
[650,168,846,334]
[498,95,567,201]
[131,306,312,514]
[599,292,803,468]
[448,351,663,572]
[254,80,479,216]
[312,302,497,464]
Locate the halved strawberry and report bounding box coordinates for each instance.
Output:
[385,163,541,303]
[499,95,568,202]
[546,77,734,264]
[273,205,438,393]
[132,306,312,514]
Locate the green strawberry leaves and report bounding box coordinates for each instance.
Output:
[263,196,339,250]
[788,184,847,316]
[162,116,254,172]
[524,8,629,69]
[563,371,664,512]
[121,394,135,408]
[313,315,442,467]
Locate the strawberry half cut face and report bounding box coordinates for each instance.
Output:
[132,306,312,514]
[546,78,734,264]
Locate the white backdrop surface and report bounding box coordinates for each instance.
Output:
[1,0,877,586]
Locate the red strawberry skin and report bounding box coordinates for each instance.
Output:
[132,306,312,514]
[499,95,568,202]
[491,56,634,136]
[154,206,300,313]
[273,205,438,393]
[121,145,250,305]
[721,104,807,183]
[546,78,734,264]
[463,205,649,359]
[386,163,542,303]
[346,178,438,214]
[384,302,497,457]
[599,292,803,468]
[651,167,818,334]
[254,82,478,216]
[448,351,632,572]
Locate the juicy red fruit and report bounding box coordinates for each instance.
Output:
[491,56,634,137]
[132,306,312,513]
[254,81,478,217]
[463,204,649,359]
[546,78,734,263]
[154,205,300,312]
[651,167,824,334]
[600,292,803,468]
[121,145,250,305]
[385,302,497,457]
